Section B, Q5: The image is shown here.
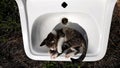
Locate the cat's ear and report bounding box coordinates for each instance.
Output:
[40,39,46,46]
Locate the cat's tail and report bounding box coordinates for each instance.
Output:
[71,40,88,64]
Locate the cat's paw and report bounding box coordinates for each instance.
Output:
[65,52,75,58]
[49,50,58,59]
[51,53,58,59]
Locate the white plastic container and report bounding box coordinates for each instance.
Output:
[15,0,117,61]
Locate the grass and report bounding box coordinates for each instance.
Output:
[0,0,21,44]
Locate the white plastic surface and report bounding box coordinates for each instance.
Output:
[15,0,117,61]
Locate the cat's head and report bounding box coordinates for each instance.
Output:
[40,30,58,50]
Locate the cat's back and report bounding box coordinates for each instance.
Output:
[63,27,84,42]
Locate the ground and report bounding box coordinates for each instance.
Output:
[0,0,120,68]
